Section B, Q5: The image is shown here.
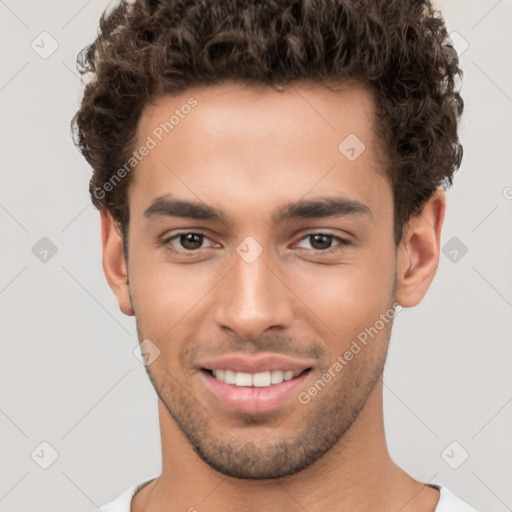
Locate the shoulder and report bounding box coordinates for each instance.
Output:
[90,475,159,512]
[434,485,478,512]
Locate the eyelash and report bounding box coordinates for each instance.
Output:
[161,231,352,256]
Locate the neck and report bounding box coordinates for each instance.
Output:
[133,380,439,512]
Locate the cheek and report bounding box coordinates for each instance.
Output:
[128,250,216,335]
[288,247,396,344]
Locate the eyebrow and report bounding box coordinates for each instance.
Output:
[144,194,373,224]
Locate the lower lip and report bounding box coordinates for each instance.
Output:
[200,370,310,414]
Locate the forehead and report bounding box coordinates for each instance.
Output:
[137,79,379,148]
[129,80,391,224]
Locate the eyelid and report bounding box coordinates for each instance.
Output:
[161,230,353,254]
[293,232,352,251]
[162,230,218,252]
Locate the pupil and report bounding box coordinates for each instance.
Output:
[311,234,332,250]
[181,233,202,250]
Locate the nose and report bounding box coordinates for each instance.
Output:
[214,247,294,340]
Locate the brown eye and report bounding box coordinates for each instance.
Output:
[296,233,351,252]
[179,233,204,250]
[309,234,333,250]
[163,232,215,252]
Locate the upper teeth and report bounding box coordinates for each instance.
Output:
[212,369,302,387]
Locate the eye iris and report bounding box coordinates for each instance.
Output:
[310,234,332,250]
[180,233,203,250]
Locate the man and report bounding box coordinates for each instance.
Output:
[72,0,476,510]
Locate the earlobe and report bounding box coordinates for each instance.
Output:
[395,188,446,308]
[100,210,134,316]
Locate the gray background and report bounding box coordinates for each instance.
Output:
[1,0,511,510]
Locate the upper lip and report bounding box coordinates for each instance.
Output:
[198,353,313,374]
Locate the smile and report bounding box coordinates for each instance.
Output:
[200,368,312,414]
[209,369,305,387]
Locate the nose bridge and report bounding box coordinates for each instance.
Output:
[214,244,292,338]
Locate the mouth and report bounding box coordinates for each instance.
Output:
[203,368,310,387]
[197,354,314,414]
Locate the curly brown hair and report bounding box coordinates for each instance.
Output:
[71,0,463,246]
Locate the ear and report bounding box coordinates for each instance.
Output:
[395,187,446,308]
[100,209,134,316]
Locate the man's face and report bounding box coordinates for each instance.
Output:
[123,81,398,478]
